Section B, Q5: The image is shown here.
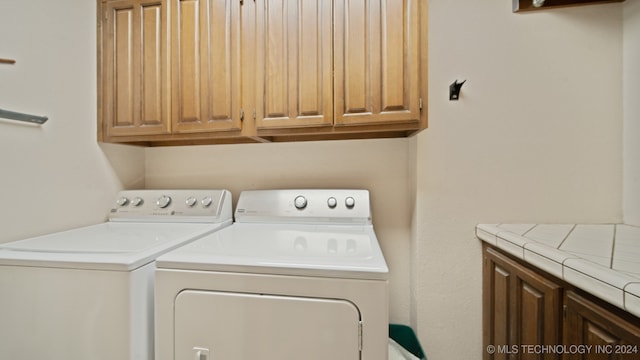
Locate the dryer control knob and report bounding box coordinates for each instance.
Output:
[201,196,213,208]
[327,197,337,208]
[131,197,144,207]
[345,196,355,209]
[186,197,197,207]
[294,195,308,209]
[116,197,129,207]
[156,195,172,208]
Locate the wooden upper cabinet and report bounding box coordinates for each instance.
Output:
[255,0,333,129]
[103,0,170,137]
[334,0,420,126]
[99,0,426,144]
[171,0,242,133]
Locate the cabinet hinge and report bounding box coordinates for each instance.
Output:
[358,321,363,351]
[240,109,244,122]
[419,97,423,112]
[563,304,567,319]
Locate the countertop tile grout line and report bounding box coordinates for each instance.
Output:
[610,224,618,270]
[557,224,577,250]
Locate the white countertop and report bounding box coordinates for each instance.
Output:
[476,223,640,318]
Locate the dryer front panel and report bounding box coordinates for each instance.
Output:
[174,290,361,360]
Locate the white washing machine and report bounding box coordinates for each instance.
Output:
[155,189,389,360]
[0,189,232,360]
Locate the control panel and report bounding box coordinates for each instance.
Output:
[108,189,231,223]
[235,189,371,224]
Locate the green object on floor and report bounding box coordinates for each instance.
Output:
[389,324,426,360]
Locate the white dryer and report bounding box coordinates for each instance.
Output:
[155,189,389,360]
[0,189,232,360]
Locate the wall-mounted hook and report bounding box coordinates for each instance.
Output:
[449,80,466,101]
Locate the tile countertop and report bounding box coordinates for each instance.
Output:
[476,223,640,318]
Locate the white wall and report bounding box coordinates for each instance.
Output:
[414,2,622,360]
[0,0,144,243]
[145,139,414,324]
[624,0,640,226]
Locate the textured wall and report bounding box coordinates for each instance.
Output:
[0,0,144,242]
[624,0,640,226]
[414,2,623,359]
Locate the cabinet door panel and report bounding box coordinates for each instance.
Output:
[335,0,419,126]
[141,4,164,123]
[342,0,368,114]
[492,265,511,360]
[172,0,241,133]
[519,282,544,347]
[256,0,333,129]
[105,0,169,136]
[114,7,134,127]
[264,0,288,119]
[483,246,562,360]
[380,0,406,111]
[564,291,640,360]
[175,0,200,123]
[298,1,325,116]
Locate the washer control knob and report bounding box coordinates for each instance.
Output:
[116,197,129,207]
[186,196,197,207]
[201,196,213,208]
[345,197,355,209]
[327,197,337,209]
[131,197,144,207]
[156,195,172,208]
[294,195,308,209]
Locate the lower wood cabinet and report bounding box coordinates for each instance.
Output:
[564,291,640,360]
[483,245,562,360]
[483,244,640,360]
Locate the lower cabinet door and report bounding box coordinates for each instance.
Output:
[174,290,361,360]
[564,290,640,360]
[483,245,563,360]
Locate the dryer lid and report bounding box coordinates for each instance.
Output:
[156,223,389,280]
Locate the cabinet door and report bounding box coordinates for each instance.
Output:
[334,0,420,126]
[103,0,170,137]
[255,0,333,129]
[483,246,563,360]
[564,291,640,360]
[172,0,242,133]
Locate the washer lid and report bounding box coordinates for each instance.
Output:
[156,223,389,280]
[0,222,229,271]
